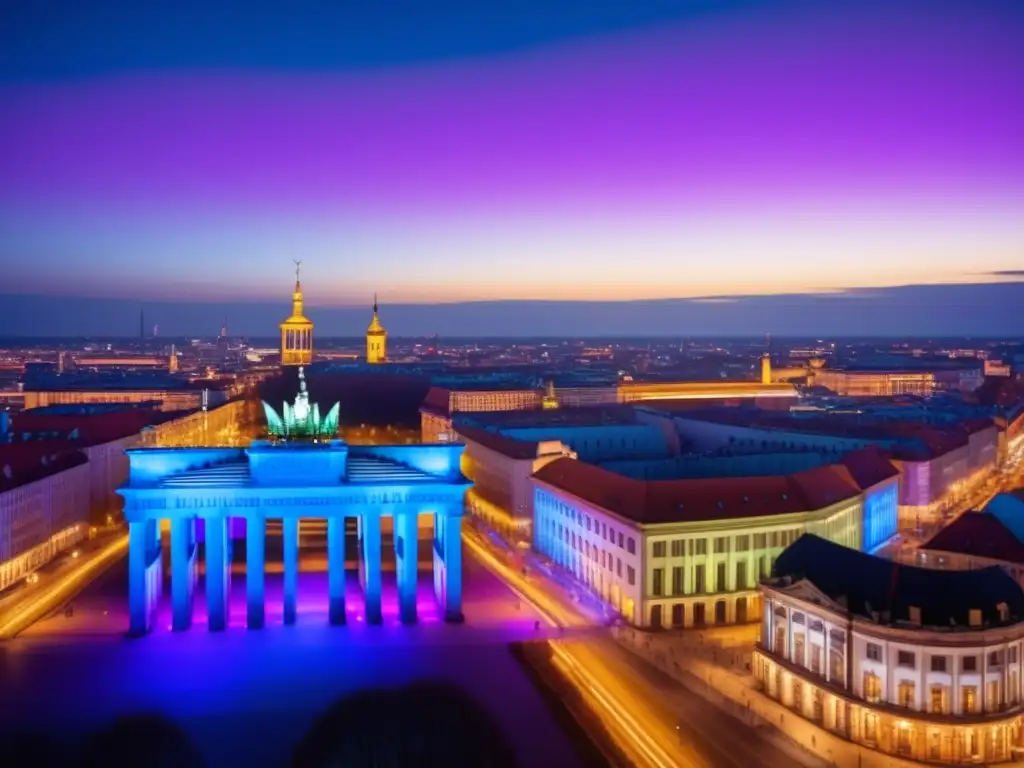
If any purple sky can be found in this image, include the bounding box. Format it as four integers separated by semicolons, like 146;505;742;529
0;1;1022;334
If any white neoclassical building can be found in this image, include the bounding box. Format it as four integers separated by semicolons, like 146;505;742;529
531;448;899;628
755;534;1024;764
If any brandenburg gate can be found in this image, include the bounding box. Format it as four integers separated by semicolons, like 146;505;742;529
117;370;471;635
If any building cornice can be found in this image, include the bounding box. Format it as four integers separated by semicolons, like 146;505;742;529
765;582;1024;647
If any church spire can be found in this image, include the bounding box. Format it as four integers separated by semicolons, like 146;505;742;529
366;291;387;364
280;261;313;367
291;260;305;318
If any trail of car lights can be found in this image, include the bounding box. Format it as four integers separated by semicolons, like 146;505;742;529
551;642;679;768
0;534;128;639
463;531;581;627
464;532;680;766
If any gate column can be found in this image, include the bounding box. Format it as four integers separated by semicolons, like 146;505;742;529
246;516;265;629
205;515;231;631
283;516;299;625
327;515;346;625
361;512;383;624
128;518;161;637
395;511;419;624
170;517;196;631
433;508;464;623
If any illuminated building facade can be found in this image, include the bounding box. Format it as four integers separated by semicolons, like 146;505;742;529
366;294;387;364
139;400;251;448
21;387;228;413
280;261;314;367
420;380;797;442
0;444;90;592
812;368;937;397
118;440;471;634
456;426;574;542
756;535;1024;764
530;448;898;628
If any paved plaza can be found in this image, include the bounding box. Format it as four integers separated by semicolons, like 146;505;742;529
0;548;586;767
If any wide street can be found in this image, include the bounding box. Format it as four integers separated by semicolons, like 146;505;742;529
465;529;828;768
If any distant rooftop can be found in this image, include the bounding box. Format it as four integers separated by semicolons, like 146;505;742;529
0;441;89;492
921;512;1024;566
455;406;636;429
771;534;1024;630
10;408;178;447
533;447;895;525
455;426;541;460
22;372;230;392
664;406;985;460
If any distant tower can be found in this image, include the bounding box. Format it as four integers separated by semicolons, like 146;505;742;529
219;317;228;339
366;293;387;364
152;324;159;338
280;261;313;366
761;333;773;384
169;344;179;373
542;380;559;410
139;307;145;339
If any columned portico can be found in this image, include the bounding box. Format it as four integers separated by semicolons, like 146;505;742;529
118;441;472;635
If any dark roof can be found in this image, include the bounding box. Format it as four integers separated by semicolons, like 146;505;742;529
532;457;862;525
772;534;1024;630
457;405;636;429
838;446;900;491
921;513;1024;565
10;410;171;446
0;442;89;492
456;426;540;460
421;386;454;416
671;408;973;461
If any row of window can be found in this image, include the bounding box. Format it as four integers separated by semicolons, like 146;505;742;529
651;557;773;596
562;525;637;585
544;494;637;554
864;672;1019;714
650;529;802;559
869;643;1021;672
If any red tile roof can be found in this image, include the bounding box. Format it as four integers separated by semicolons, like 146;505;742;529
838;446;901;490
457;426;540;460
974;376;1024;408
532;456;864;525
921;512;1024;565
0;442;89;492
421;387;453;416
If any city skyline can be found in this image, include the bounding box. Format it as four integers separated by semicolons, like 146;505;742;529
4;279;1024;337
2;0;1023;325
